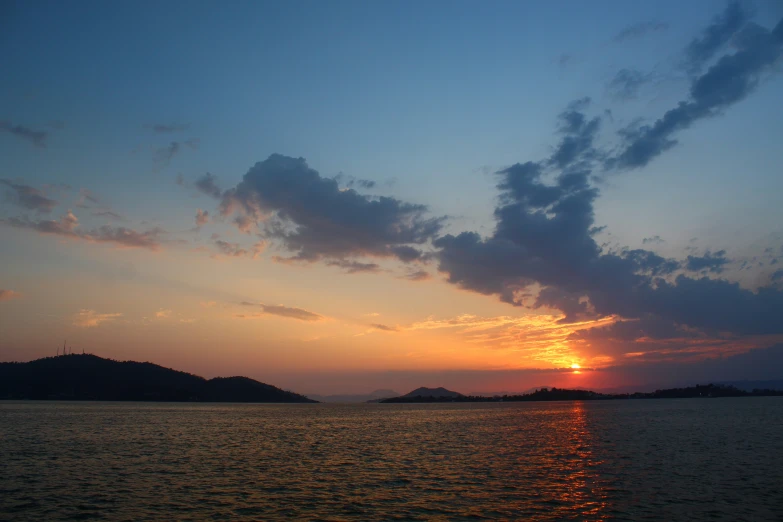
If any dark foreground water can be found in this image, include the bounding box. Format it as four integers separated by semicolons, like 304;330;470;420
1;399;782;521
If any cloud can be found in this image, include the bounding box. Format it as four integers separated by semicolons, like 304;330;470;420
610;6;782;170
0;121;48;148
433;94;783;338
220;154;444;265
200;301;217;307
2;211;163;250
613;21;668;43
147;123;190;133
75;188;100;208
0;179;57;213
214;239;249;257
370;323;398;332
325;259;381;274
153;139;199;167
642;235;664;245
92;210;124;221
195;209;209;227
686;250;731;273
335;173;378;190
606;68;653;101
238;301;324;321
213;239;265;259
155;309;172;319
548;98;602;169
0;289;22;302
557;54;577;68
194;173;222;198
405;269;431;281
73;309;122;328
683;2;749;74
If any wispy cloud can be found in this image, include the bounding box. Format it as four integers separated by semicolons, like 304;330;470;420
238;301;324;321
147;123;190;133
73;309;122;328
0;289;22;302
153;139;199;168
0;121;48;148
0;179;57;213
2;211;164;250
613;21;668;43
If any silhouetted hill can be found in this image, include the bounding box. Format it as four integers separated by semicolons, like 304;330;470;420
0;354;316;403
380;384;783;403
383;387;463;401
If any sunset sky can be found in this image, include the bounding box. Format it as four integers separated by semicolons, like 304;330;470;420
2;0;783;395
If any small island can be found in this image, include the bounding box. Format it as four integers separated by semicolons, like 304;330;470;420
380;384;783;403
0;354;316;403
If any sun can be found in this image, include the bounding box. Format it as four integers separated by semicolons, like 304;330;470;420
571;363;581;369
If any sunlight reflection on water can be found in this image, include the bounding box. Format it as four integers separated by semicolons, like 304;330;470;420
1;399;782;521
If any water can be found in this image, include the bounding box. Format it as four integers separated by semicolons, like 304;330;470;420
1;399;782;521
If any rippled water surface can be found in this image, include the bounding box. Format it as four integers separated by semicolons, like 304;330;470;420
2;399;782;521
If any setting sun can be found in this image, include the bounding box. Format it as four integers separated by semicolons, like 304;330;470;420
571;363;581;369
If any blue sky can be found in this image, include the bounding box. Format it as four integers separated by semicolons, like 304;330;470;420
1;0;783;393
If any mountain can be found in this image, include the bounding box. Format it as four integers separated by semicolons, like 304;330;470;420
308;389;400;403
402;386;463;399
0;354;316;403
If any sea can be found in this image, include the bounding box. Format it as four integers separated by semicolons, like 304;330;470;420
1;398;782;521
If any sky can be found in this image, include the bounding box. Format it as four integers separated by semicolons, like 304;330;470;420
1;0;783;395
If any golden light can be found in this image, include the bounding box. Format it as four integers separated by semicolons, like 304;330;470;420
571;363;581;369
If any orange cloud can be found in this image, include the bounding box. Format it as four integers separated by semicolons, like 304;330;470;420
73;309;122;328
0;289;22;302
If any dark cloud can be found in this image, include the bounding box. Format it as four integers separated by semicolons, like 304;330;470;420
91;210;123;221
194;173;222;198
239;301;323;321
355;179;376;189
433;97;783;336
686;250;731;273
642;235;664;245
371;323;398;332
220;154;444;265
0;179;57;213
2;211;163;250
549;98;602;169
153;139;199;167
613;21;668;43
335;173;377;190
606;68;652;101
683;2;748;74
610;12;783;170
0;121;48;148
325;260;381;274
148;123;190;133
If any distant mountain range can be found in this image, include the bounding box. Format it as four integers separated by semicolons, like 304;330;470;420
402;386;463;398
307;389;400;403
380;384;783;403
0;354;316;403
